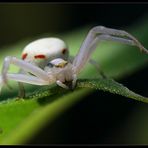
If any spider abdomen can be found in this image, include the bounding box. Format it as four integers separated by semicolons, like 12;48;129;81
21;37;69;69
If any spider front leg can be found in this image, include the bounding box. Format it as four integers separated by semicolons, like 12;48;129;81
80;26;148;54
0;56;54;93
73;26;148;74
0;73;54;96
3;73;52;85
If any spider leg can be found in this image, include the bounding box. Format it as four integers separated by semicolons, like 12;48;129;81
72;74;77;89
18;82;25;98
1;56;51;88
89;59;107;78
17;68;36;98
17;69;27;98
56;80;69;89
70;55;106;78
73;26;148;74
7;73;51;85
80;26;148;54
0;75;4;93
69;55;74;63
0;73;53;94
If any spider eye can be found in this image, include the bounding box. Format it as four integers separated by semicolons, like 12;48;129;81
47;62;54;68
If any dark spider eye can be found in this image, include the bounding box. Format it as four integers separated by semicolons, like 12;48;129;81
47;62;54;68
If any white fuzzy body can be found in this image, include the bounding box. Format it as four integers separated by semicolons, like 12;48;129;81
22;38;69;68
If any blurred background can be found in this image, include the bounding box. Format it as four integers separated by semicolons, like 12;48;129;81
0;3;148;144
0;4;148;47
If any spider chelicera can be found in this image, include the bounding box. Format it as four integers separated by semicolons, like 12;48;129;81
0;26;148;98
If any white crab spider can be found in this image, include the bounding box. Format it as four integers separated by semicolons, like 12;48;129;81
0;26;148;98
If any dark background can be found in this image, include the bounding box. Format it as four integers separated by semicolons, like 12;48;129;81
0;3;148;144
0;4;148;47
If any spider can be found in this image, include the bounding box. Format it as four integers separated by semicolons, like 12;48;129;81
0;26;148;98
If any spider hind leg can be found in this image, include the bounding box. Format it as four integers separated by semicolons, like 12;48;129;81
18;82;26;98
89;59;107;79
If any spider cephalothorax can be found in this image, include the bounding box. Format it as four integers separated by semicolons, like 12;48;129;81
0;26;148;98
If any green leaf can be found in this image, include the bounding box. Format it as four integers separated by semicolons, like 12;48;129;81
0;17;148;144
78;79;148;103
0;87;92;144
0;77;148;144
